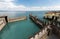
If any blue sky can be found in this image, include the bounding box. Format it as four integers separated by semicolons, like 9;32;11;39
14;0;60;7
0;0;60;11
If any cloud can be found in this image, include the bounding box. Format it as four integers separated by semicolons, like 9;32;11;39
0;0;27;11
0;0;60;11
26;6;60;11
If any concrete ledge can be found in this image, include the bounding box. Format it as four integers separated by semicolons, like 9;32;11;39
0;23;6;31
0;18;6;31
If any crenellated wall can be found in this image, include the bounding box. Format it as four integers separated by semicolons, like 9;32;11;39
30;27;48;39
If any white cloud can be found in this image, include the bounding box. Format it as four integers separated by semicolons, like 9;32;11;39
0;0;60;11
0;0;27;11
30;6;60;11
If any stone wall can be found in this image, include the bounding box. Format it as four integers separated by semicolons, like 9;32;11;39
0;18;6;31
8;16;27;22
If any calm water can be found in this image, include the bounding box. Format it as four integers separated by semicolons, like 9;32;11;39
0;11;47;39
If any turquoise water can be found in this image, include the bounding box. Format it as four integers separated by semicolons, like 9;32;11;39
0;11;47;39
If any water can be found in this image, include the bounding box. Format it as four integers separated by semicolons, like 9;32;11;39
0;11;47;39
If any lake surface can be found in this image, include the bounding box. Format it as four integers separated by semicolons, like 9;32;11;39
0;11;47;39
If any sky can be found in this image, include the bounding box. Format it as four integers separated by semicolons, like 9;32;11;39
0;0;60;11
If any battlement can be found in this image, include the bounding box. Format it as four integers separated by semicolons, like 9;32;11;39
30;27;48;39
